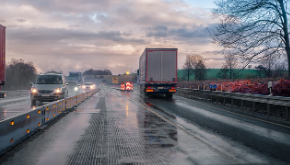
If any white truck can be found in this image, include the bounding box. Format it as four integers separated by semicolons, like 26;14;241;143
138;48;178;98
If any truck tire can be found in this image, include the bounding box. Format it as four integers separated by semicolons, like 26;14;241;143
165;93;173;98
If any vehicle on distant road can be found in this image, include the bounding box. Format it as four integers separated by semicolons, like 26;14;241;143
30;73;68;106
68;71;82;84
138;48;177;98
67;81;81;96
82;82;95;92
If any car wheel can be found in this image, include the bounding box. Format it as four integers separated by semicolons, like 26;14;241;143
31;99;36;106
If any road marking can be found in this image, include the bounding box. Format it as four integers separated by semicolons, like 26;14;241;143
175;95;290;129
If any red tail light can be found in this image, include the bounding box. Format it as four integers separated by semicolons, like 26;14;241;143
171;87;175;89
147;87;151;89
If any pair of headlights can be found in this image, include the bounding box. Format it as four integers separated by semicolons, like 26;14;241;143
82;85;94;89
31;88;62;94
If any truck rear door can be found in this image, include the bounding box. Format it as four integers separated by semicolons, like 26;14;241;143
147;50;177;83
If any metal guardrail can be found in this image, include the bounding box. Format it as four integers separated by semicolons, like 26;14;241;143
0;90;30;98
0;89;98;156
176;88;290;120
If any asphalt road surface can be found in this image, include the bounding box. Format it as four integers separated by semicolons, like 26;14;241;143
0;86;288;164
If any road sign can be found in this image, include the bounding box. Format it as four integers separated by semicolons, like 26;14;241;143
112;77;118;84
209;84;217;89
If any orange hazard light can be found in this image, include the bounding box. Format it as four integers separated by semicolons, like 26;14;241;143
169;89;176;92
146;89;154;92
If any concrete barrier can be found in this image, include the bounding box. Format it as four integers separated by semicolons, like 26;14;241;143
0;89;98;156
176;88;290;120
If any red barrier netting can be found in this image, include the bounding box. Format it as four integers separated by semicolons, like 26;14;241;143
272;79;290;97
178;78;290;97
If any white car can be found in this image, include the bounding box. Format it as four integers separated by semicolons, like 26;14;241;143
67;81;81;96
82;82;95;92
30;73;68;106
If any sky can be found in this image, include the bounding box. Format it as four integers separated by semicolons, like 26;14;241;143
0;0;223;75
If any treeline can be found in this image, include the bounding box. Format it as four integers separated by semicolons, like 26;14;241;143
181;52;288;81
2;59;113;90
3;58;37;90
82;69;112;76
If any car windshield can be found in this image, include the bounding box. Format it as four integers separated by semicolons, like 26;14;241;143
67;82;77;86
85;82;92;85
35;75;63;84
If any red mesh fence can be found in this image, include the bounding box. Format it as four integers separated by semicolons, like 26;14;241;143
178;78;290;97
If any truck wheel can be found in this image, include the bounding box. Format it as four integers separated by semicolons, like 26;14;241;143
31;99;36;106
166;93;173;98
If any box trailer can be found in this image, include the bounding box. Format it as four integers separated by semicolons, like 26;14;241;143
138;48;177;98
68;71;82;84
0;24;5;98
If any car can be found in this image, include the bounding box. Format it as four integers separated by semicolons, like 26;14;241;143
82;82;95;92
30;73;68;106
66;81;81;96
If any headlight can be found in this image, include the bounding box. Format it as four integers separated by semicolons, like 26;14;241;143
74;87;78;91
82;85;86;89
90;85;94;89
55;88;62;93
31;88;37;93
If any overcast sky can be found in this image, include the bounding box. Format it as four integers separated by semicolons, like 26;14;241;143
0;0;223;75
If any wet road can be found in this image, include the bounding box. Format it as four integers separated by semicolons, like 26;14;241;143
0;86;287;164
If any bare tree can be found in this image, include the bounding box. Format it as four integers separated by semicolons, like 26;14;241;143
224;54;238;79
212;0;290;76
261;53;276;77
182;55;194;81
273;61;287;77
255;65;267;78
195;59;207;80
182;55;203;81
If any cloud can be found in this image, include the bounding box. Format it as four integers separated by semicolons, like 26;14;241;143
146;25;214;44
8;27;146;44
0;0;222;75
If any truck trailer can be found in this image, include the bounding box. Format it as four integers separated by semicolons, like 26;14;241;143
68;71;82;84
0;24;5;98
138;48;177;98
